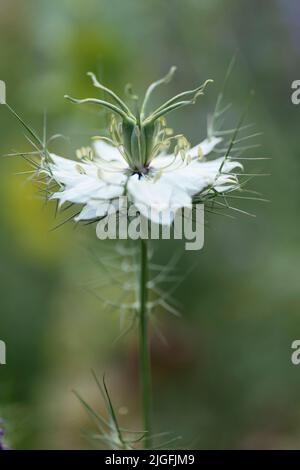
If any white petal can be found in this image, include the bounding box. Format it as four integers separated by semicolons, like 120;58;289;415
151;137;222;172
93;183;125;200
49;151;126;211
49;153;97;185
161;166;211;196
150;154;179;171
157;156;242;198
128;174;191;225
51;177;106;205
74;203;98;221
93;140;126;166
214;183;237;193
50;153;80;171
219;159;243;173
74;199;119;222
98;168;128;187
189;136;222;158
214;173;239;193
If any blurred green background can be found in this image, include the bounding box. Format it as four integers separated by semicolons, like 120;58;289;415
0;0;300;450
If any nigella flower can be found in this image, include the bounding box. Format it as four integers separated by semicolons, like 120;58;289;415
41;67;243;225
3;66;258;451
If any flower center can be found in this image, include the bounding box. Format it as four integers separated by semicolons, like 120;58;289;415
131;164;151;180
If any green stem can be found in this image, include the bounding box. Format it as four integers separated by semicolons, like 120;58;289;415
139;238;152;449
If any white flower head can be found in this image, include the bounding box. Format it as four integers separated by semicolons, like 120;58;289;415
42;67;243;226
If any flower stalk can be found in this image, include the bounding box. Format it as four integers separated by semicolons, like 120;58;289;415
138;238;152;449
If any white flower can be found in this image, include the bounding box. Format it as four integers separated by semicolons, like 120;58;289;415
48;136;242;226
37;68;245;226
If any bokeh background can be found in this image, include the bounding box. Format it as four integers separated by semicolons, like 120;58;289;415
0;0;300;450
